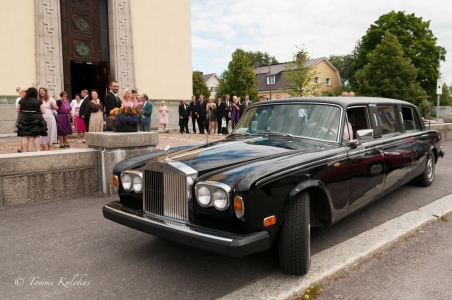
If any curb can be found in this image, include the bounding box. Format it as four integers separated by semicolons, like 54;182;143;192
221;193;452;300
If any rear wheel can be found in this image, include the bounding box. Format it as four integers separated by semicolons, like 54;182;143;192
414;152;435;187
279;191;310;275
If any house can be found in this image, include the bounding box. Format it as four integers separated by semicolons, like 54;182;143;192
202;73;220;98
254;57;341;99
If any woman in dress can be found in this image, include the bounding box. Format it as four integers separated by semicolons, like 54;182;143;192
56;91;73;148
14;87;27;152
159;101;169;130
71;94;86;142
120;88;134;107
16;87;48;152
206;96;217;135
88;89;106;132
231;96;241;130
38;87;58;151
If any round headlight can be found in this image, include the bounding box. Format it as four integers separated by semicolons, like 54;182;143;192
197;186;211;206
132;175;142;193
213;189;228;210
121;174;132;190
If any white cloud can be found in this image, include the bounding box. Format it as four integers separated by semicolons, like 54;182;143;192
192;0;452;84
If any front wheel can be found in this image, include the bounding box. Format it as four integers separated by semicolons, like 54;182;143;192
279;191;311;275
414;152;435;187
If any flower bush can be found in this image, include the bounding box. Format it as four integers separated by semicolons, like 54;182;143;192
110;106;143;126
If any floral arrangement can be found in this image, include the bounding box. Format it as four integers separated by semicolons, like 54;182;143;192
110;106;143;126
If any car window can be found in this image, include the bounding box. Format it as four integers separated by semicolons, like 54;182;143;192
347;106;371;139
401;106;419;130
376;106;398;135
233;103;342;142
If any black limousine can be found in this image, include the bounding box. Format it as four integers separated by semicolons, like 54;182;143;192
103;97;444;275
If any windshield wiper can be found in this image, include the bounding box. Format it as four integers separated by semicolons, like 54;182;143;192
264;131;295;140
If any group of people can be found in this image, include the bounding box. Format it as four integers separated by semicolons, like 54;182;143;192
15;80;154;152
177;94;252;135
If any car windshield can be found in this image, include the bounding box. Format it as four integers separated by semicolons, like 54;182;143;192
232;103;342;142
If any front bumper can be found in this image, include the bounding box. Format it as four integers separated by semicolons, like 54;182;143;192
102;202;270;257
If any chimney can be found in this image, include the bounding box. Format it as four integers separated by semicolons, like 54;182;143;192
252;60;261;68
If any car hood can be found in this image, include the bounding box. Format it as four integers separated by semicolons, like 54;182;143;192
165;136;329;174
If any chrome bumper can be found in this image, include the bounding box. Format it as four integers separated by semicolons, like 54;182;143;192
103;202;270;257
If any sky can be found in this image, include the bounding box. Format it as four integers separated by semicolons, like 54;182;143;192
191;0;452;85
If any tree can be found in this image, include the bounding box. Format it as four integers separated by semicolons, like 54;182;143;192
352;11;446;96
328;54;354;86
245;51;278;66
217;49;259;100
440;83;452;106
282;47;323;97
192;71;210;99
354;32;427;104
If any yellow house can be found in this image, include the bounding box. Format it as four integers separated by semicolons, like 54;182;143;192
254;57;342;99
0;0;192;103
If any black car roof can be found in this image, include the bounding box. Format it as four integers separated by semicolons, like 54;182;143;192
251;97;415;109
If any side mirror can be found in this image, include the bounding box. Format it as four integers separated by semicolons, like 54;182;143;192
356;129;374;141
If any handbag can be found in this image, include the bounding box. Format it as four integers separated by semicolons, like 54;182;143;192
221;119;226;128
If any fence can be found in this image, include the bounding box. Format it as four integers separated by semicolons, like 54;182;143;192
430;106;452;118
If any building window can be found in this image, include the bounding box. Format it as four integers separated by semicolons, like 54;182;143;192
325;78;331;86
267;75;276;85
314;77;320;84
210;87;217;93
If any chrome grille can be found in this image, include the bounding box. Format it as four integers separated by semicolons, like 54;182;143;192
144;170;188;221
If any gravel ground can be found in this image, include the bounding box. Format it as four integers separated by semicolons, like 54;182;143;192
0;131;226;154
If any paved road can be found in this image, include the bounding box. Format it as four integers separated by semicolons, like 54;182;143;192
320;212;452;300
1;141;451;299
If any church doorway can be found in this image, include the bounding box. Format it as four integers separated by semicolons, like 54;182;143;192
70;61;110;101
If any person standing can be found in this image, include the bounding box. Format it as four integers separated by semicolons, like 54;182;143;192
14;87;27;152
224;94;231;130
87;90;105;132
71;94;86;142
178;99;190;134
216;96;224;135
241;94;251;115
196;94;207;134
104;80;121;112
159;101;169;131
16;87;48;152
56;91;73;148
206;96;217;135
131;89;139;106
231;96;241;130
349;91;355;97
189;95;197;133
79;89;90;134
38;87;58;150
140;94;153;132
120;89;134;107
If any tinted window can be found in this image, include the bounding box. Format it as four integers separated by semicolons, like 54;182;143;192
401;106;419;130
376;106;398;135
347;107;371;139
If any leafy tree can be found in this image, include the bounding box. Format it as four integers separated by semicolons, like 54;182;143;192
354;31;426;104
192;71;210;99
217;49;259;100
283;47;323;97
352;11;446;96
245;51;278;66
328;54;354;86
440;83;452;106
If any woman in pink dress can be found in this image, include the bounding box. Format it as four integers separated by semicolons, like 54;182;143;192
120;88;134;107
71;94;86;142
159;101;169;130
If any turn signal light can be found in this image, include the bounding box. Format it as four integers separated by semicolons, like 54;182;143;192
234;196;244;219
263;216;276;227
112;175;119;191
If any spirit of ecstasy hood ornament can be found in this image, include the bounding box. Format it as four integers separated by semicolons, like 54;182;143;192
164;145;172;162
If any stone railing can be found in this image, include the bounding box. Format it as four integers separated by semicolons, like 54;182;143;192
0;132;159;209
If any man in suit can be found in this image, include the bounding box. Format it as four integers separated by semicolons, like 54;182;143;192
189;95;197;134
104;80;121;130
178;99;190;134
196;94;208;134
140;94;153;132
79;89;90;133
216;96;224;135
242;94;251;114
224;94;231;130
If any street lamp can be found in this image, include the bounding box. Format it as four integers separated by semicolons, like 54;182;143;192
436;45;442;122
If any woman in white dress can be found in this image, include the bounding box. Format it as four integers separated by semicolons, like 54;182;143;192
38;87;58;151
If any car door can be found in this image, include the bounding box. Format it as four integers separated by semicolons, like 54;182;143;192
346;105;385;211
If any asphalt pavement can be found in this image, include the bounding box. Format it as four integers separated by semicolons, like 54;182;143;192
1;141;451;300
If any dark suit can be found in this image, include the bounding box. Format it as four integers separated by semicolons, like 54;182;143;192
224;100;231;129
196;99;208;134
104;91;122;117
216;101;225;134
242;100;251;114
79;96;90;132
178;103;190;133
189;100;197;133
